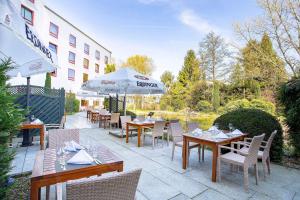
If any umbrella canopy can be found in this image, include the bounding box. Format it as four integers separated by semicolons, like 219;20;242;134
81;67;165;95
0;0;58;77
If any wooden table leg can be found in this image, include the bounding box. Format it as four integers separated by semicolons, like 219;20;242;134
212;144;218;182
30;181;39;200
137;127;141;147
182;136;188;169
126;123;129;143
40;126;44;150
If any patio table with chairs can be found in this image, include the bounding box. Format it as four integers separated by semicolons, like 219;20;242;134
182;131;247;182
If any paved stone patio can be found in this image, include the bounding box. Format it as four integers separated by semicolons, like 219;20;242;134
10;112;300;200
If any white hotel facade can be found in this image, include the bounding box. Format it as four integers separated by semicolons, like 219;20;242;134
9;0;111;108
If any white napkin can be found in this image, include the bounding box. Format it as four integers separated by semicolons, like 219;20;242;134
213;132;229;139
31;119;43;124
208;126;218;131
231;129;243;135
70;140;83;150
67;150;94;165
64;141;77;152
133;118;139;123
192;128;203;134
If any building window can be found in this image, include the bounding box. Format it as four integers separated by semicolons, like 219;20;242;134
84;43;90;55
83;73;89;83
69;51;75;64
81;100;89;107
68;68;75;81
69;34;76;47
83;58;89;69
21;5;33;25
51;69;57;77
49;43;57;54
93;100;99;107
49;22;59;38
104;56;109;65
95;63;99;73
95;50;100;60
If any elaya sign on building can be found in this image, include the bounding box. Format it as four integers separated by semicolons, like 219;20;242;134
25;24;54;64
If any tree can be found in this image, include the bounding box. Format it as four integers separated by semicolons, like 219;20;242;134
0;59;24;199
199;32;231;82
44;73;51;89
212;82;221;110
160;71;174;91
104;63;116;74
178;50;202;86
235;0;300;77
123;55;154;75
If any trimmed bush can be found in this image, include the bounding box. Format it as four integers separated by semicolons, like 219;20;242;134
214;108;283;162
279;78;300;157
196;100;213;112
65;92;80;114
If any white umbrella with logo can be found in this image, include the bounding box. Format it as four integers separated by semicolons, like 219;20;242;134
81;67;165;115
0;0;58;109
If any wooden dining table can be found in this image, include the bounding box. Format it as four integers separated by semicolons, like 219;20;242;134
20;122;45;150
30;145;123;200
182;132;246;182
126;121;155;147
98;113;111;129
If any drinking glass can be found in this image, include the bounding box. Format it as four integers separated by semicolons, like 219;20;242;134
59;155;66;170
229;123;235;132
214;123;219;129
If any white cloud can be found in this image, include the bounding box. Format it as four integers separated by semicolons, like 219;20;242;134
179;9;219;35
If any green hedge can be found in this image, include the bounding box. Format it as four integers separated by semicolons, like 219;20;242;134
65;93;80;114
279;78;300;157
214;108;283;162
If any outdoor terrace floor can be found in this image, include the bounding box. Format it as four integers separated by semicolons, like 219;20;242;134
10;112;300;200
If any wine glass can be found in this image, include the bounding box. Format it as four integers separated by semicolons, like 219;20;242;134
229;123;235;132
214;123;219;129
59;155;66;170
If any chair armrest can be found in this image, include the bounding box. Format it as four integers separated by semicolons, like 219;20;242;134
232;141;250;148
218;145;242;155
244;137;253;142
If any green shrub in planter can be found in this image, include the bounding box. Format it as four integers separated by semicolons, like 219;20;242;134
214;108;283;162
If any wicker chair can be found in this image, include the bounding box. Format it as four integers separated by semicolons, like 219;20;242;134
218;134;265;191
108;113;120;129
170;122;201;162
187;122;205;162
163;119;179;146
44;116;66;149
66;169;142;200
120;116;137;138
143;121;166;149
234;130;277;179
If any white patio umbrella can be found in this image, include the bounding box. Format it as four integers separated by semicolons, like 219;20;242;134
0;0;58;109
81;67;165;115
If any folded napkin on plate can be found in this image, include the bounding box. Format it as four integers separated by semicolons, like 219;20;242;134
231;129;243;135
31;119;43;124
67;150;93;165
192;128;203;134
213;132;229;139
64;140;83;152
133;119;139;123
208;126;219;131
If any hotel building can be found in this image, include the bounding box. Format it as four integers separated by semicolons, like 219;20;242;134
9;0;111;108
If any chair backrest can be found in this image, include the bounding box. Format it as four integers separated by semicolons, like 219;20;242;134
170;122;183;143
110;113;120;123
48;129;80;149
169;119;179;123
187;122;199;132
120;116;132;129
245;134;265;165
66;169;142;200
136;115;145;122
152;121;166;137
263;130;277;158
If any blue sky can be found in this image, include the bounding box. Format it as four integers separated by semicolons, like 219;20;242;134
45;0;262;79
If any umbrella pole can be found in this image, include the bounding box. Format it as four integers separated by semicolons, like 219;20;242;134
26;77;30;117
124;93;127;116
22;77;32;147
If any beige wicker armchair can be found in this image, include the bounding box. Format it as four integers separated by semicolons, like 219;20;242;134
66;169;142;200
218;134;265;191
108;113;120;129
235;130;277;179
143;121;166;149
170;122;201;162
120;116;137;138
187;122;205;161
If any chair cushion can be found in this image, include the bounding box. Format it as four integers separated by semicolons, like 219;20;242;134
240;147;263;159
220;152;245;165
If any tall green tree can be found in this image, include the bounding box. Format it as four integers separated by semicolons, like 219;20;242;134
178;50;202;86
123;55;154;75
104;64;116;74
0;59;24;199
160;71;174;91
212;81;221;110
44;73;51;89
